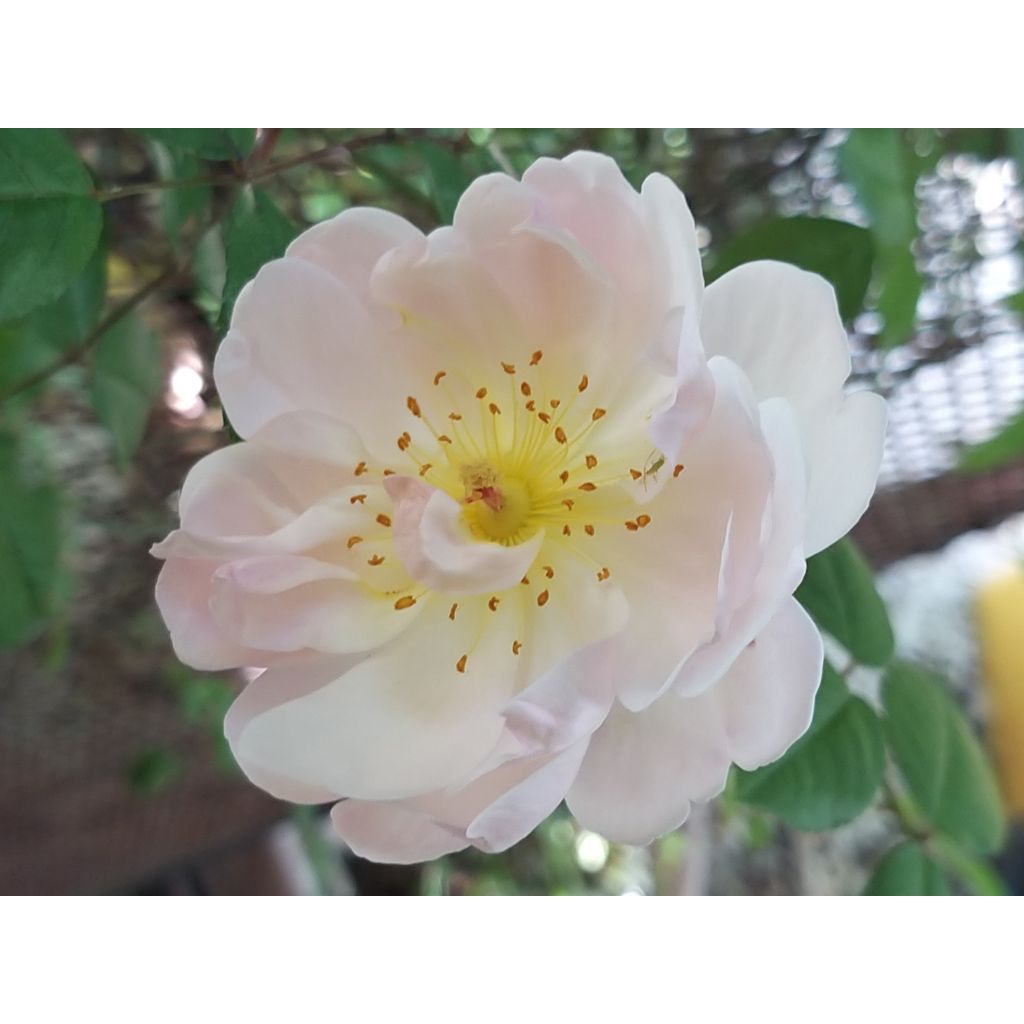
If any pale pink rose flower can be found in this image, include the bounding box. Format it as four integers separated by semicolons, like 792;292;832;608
152;152;885;862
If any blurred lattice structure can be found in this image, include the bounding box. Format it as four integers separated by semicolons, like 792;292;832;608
682;128;1024;566
4;129;1024;895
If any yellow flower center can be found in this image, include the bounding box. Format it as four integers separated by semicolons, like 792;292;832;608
343;351;686;674
460;465;534;543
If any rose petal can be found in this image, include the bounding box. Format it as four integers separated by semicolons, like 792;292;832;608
567;597;823;844
701;261;885;554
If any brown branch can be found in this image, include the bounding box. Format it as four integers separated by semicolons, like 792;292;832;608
0;198;229;405
94;130;405;203
0;264;181;404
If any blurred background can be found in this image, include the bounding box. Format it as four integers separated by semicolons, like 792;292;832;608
2;128;1024;895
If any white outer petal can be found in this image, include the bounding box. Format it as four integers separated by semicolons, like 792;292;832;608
208;555;423;654
567;597;823;845
228;598;517;801
701;261;885;555
330;739;589;864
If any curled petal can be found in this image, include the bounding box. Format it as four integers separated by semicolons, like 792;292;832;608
331;740;589;863
155;558;272;671
701;261;885;554
384;475;543;595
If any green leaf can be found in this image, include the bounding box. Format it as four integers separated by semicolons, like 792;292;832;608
840;129;921;347
0;128;103;323
932;835;1009;895
151;143;211;252
417;141;472;223
219;187;299;334
959;409;1024;472
135;129;254;162
89;313;163;469
129;747;182;796
0;432;63;647
0;242;107;395
734;662;886;829
707;217;874;322
864;842;951;895
1006;290;1024;315
1009;130;1024;175
796;538;895;666
882;662;1005;853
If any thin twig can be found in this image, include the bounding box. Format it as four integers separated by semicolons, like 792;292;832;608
0;265;179;403
92;130;405;203
0;205;225;404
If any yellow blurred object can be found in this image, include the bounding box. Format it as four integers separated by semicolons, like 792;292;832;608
976;566;1024;816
